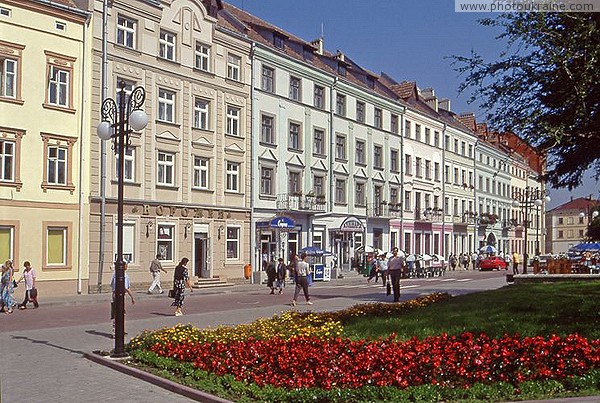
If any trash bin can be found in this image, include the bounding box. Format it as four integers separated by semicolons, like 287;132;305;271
244;264;252;279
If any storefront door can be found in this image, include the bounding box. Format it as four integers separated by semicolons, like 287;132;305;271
194;233;209;278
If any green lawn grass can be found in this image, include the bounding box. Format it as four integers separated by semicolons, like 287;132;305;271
342;281;600;341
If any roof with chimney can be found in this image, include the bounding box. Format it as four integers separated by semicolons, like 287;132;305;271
548;197;600;213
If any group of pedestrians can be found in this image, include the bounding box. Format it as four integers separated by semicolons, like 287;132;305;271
264;253;313;306
448;253;476;270
1;259;39;314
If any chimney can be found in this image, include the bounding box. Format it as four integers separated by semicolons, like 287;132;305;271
311;38;323;55
335;50;345;62
421;88;435;98
425;96;438;112
439;99;451;111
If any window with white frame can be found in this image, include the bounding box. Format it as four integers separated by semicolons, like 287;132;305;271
335;134;346;160
260;114;274;144
0;225;14;263
288;171;301;194
226;105;240;136
114;221;135;263
313;175;324;196
159;30;176;61
193;98;209;130
117;15;136;48
425;160;431;180
0;140;14;181
289;76;301;101
157;223;174;261
391;114;398;134
390;187;398;205
1;56;17;98
226;226;239;259
261;65;274;92
434;131;440;147
47;65;69;107
226;161;239;192
227;54;241;81
425;128;431;144
288;122;301;150
356;101;365;123
374;108;382;128
434;162;440;181
313;85;324;109
374;145;383;169
313;128;324;155
195;42;210;71
158;88;175;123
405;120;411;138
390;149;398;172
47;145;67;185
415;124;421;142
116;147;135;182
405;154;412;176
335;178;346;204
157;151;174;185
405;190;411;211
356;140;365;165
193;156;209;189
355;181;365;206
260;166;273;195
46;226;67;266
415;157;422;178
336;94;346;116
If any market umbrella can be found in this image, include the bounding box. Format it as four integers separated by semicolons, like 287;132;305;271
421;254;433;261
299;246;333;256
432;254;445;262
355;245;375;253
568;242;600;253
406;254;416;262
386;249;406;258
480;245;498;254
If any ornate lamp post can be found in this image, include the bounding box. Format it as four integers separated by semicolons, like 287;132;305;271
511;187;550;274
579;208;600;240
97;81;148;357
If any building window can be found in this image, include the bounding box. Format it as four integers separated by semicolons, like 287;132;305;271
226;105;240;136
288;171;301;194
404;190;411;211
391;114;398;134
226;227;240;260
390;149;398;172
355;140;365;165
193;98;209;130
468;144;473;158
415;157;422;178
157;224;174;261
313;128;325;155
405;120;411;138
47;65;70;107
558;217;564;225
415;124;421;142
158;88;175;123
195;42;210;71
313;175;324;196
47;145;67;185
0;225;14;263
454;168;459;185
159;30;176;61
157;151;174;186
390;187;398;205
260;114;274;144
117;15;136;48
227;54;241;81
335;134;346;160
445;135;450;150
261;65;274;92
0;7;11;17
46;226;67;266
434;131;440;147
273;33;285;49
288;122;301;150
260;166;273;195
0;54;18;98
355;182;365;206
454;139;459;153
374;145;383;169
356;101;365;122
193;156;209;189
425;160;431;180
116;147;135;182
226;161;239;192
113;221;135;263
558;230;564;238
0;139;14;181
405;154;412;176
289;76;301;101
335;178;346;204
338;63;346;76
374;108;382;128
336;94;346;116
434;162;440;181
313;85;324;109
425;128;431;144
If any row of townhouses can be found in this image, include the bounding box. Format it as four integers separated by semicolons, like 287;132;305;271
0;0;548;296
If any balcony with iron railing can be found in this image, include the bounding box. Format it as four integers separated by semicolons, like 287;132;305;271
276;193;327;212
416;207;444;222
367;202;402;218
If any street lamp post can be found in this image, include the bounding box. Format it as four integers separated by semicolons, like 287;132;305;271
579;208;600;240
511;186;550;275
97;81;148;357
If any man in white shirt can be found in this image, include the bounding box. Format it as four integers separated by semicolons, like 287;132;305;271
148;254;167;294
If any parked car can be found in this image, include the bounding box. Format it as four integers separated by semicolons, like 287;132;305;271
479;255;508;271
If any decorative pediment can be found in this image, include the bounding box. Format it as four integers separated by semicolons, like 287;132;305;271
191;136;214;149
285;154;305;168
258;148;278;162
156;130;180;143
373;172;385;182
224;143;244;154
333;163;349;175
353;168;368;179
390;174;401;184
311;159;328;172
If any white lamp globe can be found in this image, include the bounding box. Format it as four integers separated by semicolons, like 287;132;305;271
97;121;113;140
579;212;585;218
535;199;543;207
592;211;599;219
129;110;148;131
512;200;520;207
544;196;551;203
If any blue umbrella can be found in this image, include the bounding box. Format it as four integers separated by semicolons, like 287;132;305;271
299;246;333;256
569;242;600;253
480;245;498;254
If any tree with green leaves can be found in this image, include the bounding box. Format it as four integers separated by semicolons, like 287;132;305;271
452;13;600;190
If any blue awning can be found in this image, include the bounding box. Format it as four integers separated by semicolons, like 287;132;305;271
256;216;295;229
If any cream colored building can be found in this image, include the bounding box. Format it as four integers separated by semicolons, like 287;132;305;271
0;0;91;296
78;0;252;291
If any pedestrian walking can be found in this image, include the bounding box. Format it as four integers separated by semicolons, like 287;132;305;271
512;251;521;274
266;257;277;294
147;254;168;294
0;260;16;314
16;261;39;309
471;252;478;270
291;253;312;306
275;257;286;294
449;253;457;271
377;252;388;286
367;254;379;283
288;253;298;283
171;257;193;316
387;248;404;302
111;263;135;338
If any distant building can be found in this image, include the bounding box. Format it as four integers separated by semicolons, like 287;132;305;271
545;197;600;253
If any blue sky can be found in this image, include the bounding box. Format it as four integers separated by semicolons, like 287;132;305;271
227;0;598;208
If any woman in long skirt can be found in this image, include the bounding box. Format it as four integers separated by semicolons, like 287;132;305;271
171;257;193;316
1;260;16;313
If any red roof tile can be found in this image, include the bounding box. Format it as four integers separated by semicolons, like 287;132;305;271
549;197;600;212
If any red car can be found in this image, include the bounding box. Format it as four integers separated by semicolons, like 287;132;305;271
479;256;508;271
